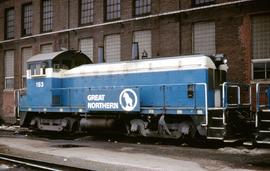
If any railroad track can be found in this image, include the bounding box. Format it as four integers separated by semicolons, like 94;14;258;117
0;153;90;171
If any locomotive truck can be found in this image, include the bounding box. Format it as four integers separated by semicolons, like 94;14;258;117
17;50;270;144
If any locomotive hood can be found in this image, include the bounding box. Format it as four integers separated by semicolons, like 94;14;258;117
63;55;218;77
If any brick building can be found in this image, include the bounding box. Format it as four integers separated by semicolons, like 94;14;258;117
0;0;269;123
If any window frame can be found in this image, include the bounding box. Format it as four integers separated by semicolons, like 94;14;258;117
79;37;94;61
192;0;215;7
133;30;152;59
133;0;151;17
40;0;53;33
21;3;33;37
4;7;15;40
5;77;15;90
251;14;270;80
104;0;121;22
79;0;94;26
104;34;121;63
192;21;216;55
21;47;33;88
4;50;15;90
252;60;270;80
40;43;54;53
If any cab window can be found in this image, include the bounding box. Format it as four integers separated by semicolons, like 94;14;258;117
29;61;48;76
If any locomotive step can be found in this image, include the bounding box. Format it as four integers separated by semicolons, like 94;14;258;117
211;117;223;120
207;126;225;140
258;130;270;133
207;137;223;140
258;112;270;120
208;118;224;127
257;140;270;144
208;127;224;130
260;120;270;123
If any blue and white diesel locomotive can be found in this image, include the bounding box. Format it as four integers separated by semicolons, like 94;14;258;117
19;50;261;142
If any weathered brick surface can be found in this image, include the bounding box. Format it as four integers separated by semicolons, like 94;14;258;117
0;0;269;123
2;91;16;124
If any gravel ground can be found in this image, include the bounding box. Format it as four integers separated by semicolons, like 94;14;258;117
0;125;270;171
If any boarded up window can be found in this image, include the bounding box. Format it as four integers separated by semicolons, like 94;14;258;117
252;15;270;59
40;44;53;53
193;22;216;55
22;47;32;88
4;50;14;89
104;34;121;63
252;14;270;80
79;38;94;61
22;47;32;76
133;30;152;59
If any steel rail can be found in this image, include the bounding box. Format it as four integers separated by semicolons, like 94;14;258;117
0;153;89;171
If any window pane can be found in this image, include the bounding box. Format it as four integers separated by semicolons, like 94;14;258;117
254;63;265;80
193;22;216;55
267;62;270;79
80;0;94;25
105;0;120;21
42;0;53;32
193;0;215;5
22;3;33;36
134;0;151;16
133;30;152;59
4;50;14;77
22;47;32;76
4;50;15;89
252;14;270;59
79;38;94;61
5;78;14;89
104;34;121;62
41;44;53;53
5;8;15;39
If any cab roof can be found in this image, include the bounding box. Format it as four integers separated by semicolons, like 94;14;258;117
27;50;91;63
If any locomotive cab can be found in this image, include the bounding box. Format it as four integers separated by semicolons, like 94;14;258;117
27;50;92;78
19;50;92;129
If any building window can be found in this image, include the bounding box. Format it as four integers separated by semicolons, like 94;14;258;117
133;30;152;59
104;34;121;62
105;0;120;21
22;47;32;87
79;38;94;61
5;8;15;40
22;3;33;36
252;14;270;80
4;50;15;89
41;0;53;32
134;0;151;16
80;0;94;25
193;22;216;55
40;44;53;53
192;0;215;6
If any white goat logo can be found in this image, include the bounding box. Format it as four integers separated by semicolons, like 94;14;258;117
119;89;138;111
123;92;133;107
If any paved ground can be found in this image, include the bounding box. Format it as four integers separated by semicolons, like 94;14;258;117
0;134;270;171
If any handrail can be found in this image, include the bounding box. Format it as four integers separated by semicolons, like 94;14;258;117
255;82;270;127
221;82;251;125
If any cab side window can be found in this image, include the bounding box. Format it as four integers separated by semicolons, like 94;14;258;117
29;61;48;76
